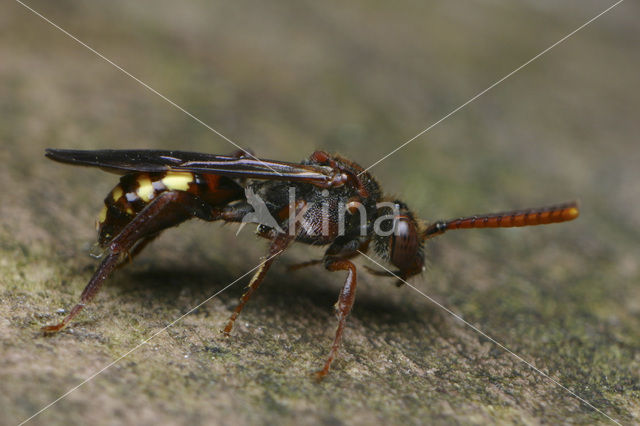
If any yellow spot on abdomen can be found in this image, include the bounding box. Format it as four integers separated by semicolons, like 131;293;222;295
98;205;108;222
111;185;123;201
96;205;108;230
162;171;193;191
136;176;154;202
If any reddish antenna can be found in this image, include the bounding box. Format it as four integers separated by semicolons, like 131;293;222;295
423;201;579;240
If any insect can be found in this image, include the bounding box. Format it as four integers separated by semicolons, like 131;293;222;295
42;148;579;378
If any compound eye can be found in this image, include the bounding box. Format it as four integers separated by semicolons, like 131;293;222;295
390;216;422;276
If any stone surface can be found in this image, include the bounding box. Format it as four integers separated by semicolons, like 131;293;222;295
1;1;639;425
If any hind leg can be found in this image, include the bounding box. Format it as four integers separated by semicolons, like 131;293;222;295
42;191;212;333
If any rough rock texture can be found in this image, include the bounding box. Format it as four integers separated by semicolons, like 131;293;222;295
1;1;639;425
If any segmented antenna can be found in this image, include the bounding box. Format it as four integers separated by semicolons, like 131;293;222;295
423;201;579;239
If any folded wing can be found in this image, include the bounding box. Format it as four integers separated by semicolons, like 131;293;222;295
45;148;334;185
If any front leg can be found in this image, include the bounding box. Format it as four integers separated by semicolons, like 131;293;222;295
315;257;358;380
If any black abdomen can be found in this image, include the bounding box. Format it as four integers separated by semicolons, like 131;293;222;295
97;171;242;246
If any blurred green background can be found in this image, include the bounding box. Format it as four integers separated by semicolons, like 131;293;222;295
1;1;639;424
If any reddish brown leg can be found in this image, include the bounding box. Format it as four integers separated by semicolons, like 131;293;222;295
314;258;358;380
41;252;122;333
288;245;365;272
223;234;292;335
116;234;160;269
287;259;323;271
42;191;205;333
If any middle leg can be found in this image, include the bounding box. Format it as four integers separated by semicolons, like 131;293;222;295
222;233;293;335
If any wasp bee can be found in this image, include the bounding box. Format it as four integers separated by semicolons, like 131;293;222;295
43;148;579;378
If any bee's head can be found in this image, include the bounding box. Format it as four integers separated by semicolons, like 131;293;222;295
372;200;425;281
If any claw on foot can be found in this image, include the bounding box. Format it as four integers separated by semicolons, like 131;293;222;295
41;322;65;334
312;369;329;381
